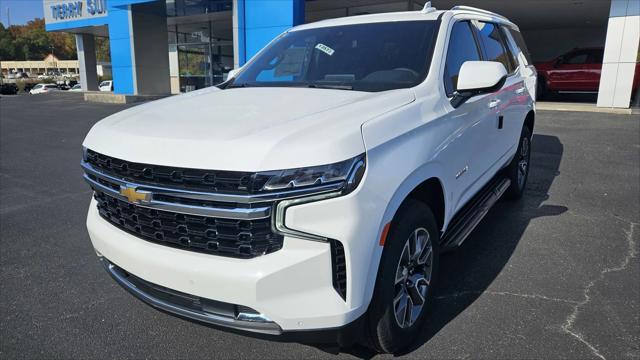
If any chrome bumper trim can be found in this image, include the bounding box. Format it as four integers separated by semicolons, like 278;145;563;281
100;257;283;335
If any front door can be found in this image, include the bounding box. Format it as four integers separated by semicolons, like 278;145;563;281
441;20;499;213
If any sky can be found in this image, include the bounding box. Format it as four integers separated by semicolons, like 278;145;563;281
0;0;44;26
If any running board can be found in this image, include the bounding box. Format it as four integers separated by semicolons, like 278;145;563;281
440;177;511;249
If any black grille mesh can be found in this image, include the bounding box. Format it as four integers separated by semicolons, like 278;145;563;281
86;149;271;194
94;191;283;258
330;239;347;300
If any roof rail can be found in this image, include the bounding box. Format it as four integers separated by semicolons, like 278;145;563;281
451;5;507;20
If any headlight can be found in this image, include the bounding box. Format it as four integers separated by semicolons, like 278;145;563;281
270;154;366;242
258;154;366;194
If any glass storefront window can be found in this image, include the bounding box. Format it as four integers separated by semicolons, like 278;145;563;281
171;21;233;92
177;42;233;92
166;0;233;92
167;0;232;17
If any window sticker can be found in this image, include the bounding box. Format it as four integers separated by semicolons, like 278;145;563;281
315;43;335;56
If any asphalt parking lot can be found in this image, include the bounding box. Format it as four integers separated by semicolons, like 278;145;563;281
1;92;638;359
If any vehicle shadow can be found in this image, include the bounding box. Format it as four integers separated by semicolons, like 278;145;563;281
391;133;567;356
335;134;567;359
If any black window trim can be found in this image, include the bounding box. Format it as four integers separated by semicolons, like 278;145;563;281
442;19;484;98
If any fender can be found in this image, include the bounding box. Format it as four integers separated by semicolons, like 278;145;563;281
378;161;450;232
359;159;449;313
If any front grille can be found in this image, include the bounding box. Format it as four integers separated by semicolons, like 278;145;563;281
330;239;347;300
86;149;271;195
94;191;283;258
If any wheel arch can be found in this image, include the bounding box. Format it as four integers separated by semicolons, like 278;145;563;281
524;110;535;133
406;178;446;232
379;165;449;241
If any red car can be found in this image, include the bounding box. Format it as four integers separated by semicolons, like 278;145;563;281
535;47;640;99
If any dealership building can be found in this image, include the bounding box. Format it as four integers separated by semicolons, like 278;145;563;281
43;0;639;108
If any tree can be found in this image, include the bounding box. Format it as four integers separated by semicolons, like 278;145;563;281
0;23;15;60
95;36;110;62
0;18;77;60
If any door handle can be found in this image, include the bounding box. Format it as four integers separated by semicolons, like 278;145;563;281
515;87;526;94
488;99;501;109
498;115;504;129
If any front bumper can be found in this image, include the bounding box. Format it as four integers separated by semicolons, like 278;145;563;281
100;257;283;334
87;199;369;331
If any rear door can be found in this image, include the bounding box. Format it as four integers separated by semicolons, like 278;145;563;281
500;25;536;157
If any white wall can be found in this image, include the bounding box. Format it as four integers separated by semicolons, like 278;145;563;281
597;0;639;108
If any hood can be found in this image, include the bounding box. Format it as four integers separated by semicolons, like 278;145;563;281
83;86;415;171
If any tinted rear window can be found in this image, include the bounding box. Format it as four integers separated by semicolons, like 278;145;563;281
506;27;533;65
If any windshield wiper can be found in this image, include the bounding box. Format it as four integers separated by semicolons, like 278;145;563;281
226;82;250;89
307;83;354;90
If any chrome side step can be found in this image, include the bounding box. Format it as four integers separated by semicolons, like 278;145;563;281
440;177;511;249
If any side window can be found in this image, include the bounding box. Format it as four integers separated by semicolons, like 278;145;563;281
473;21;514;73
507;27;532;65
443;21;482;96
500;26;520;71
564;51;589;65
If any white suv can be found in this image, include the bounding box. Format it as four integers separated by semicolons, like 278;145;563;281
81;5;535;353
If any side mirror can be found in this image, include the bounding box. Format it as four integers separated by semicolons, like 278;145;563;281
227;68;241;79
554;56;564;68
451;61;507;108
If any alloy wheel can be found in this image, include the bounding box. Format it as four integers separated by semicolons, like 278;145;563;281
517;136;530;189
393;227;433;328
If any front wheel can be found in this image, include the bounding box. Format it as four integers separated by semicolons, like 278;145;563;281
366;199;440;353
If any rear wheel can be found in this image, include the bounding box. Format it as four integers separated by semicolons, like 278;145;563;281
367;199;440;353
505;126;532;200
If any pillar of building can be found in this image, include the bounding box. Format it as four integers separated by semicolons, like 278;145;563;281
108;0;170;95
233;0;305;68
597;0;640;108
75;33;99;91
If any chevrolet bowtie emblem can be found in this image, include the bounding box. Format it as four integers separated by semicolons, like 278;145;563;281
119;185;151;203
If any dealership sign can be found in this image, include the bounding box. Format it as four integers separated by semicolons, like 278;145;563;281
44;0;107;24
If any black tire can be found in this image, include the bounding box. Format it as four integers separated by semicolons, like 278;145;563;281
366;199;440;353
536;76;547;100
505;126;532;200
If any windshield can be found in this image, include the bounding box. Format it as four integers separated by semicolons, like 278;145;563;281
230;21;439;92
